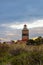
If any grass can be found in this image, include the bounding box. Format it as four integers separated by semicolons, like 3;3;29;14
0;42;43;65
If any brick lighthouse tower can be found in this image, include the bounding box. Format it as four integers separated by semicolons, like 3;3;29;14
22;24;29;41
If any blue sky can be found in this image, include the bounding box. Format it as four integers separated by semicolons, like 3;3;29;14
0;0;43;23
0;0;43;41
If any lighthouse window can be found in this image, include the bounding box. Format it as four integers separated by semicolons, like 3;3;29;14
22;34;28;36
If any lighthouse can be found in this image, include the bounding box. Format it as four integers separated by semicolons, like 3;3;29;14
22;24;29;41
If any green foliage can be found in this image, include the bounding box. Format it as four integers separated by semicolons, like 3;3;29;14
35;36;43;45
26;36;43;45
28;50;43;65
11;52;29;65
0;43;11;65
26;39;35;45
11;50;43;65
0;40;43;65
0;43;9;57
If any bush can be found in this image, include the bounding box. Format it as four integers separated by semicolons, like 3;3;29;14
26;39;35;45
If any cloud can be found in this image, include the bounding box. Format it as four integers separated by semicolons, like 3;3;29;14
0;19;43;29
0;19;43;41
6;33;19;37
0;27;43;42
0;0;43;41
9;20;43;29
29;27;43;38
0;38;10;42
0;29;21;42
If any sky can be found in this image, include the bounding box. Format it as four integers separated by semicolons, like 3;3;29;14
0;0;43;41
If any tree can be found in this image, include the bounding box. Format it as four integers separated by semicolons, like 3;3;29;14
26;39;35;45
35;36;43;45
